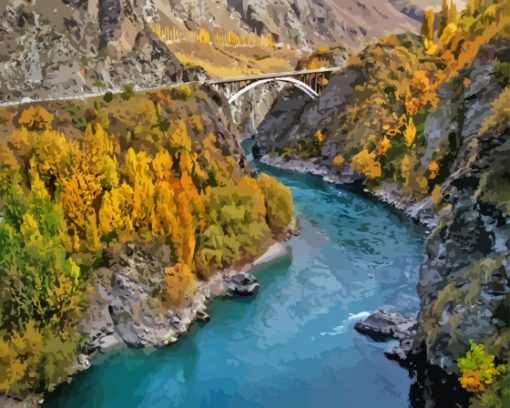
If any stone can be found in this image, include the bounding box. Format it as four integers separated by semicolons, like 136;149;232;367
354;309;416;342
228;273;260;296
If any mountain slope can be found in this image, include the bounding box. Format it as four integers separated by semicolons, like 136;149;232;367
154;0;419;51
390;0;466;20
0;0;189;102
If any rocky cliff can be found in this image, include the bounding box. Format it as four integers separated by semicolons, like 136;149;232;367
0;0;188;102
255;19;509;404
412;51;509;407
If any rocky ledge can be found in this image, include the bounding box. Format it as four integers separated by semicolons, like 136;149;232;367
354;309;418;366
260;154;360;185
260;154;437;228
81;242;291;357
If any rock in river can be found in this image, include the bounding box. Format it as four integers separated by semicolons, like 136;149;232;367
227;273;260;296
354;309;416;342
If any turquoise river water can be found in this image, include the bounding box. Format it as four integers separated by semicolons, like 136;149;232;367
45;153;427;408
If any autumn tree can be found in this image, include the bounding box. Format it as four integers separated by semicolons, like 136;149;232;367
421;9;436;43
257;173;294;231
18;105;54;131
163;263;197;308
350;149;382;180
437;0;450;38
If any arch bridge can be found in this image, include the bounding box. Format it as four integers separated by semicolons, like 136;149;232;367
205;67;339;104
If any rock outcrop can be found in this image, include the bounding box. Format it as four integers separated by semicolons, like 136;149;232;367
80;241;291;354
354;310;416;342
0;0;188;102
414;48;509;377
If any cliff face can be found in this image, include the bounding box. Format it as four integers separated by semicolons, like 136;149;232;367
0;0;187;102
416;55;509;373
256;27;509;402
155;0;418;52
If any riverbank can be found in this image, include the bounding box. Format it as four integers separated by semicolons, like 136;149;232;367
42;158;427;408
260;154;438;228
3;240;293;408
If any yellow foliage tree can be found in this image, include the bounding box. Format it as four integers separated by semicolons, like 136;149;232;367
18;105;54;131
164;263;197;308
421;8;436;43
375;136;392;156
332;154;346;172
350;149;382;180
404;117;417;147
314;129;326;145
428;161;440;180
99;183;135;238
152;150;174;181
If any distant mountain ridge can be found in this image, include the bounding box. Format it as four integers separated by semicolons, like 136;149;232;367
154;0;419;51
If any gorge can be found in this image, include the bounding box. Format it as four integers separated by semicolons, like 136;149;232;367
0;1;508;407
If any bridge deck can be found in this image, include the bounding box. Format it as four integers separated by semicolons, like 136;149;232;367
205;67;340;85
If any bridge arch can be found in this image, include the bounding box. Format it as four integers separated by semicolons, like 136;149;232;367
228;77;318;104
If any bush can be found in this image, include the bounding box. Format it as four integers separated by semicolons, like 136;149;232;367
18;105;54;131
172;84;192;101
458;341;497;393
121;84;135;101
164;263;197;308
257;173;294;230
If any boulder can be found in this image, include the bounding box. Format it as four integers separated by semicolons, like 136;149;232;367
354;309;416;341
228;273;260;296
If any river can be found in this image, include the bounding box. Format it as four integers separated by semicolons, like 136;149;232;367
45;151;427;408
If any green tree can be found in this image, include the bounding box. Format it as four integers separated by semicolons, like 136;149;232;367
437;0;450;38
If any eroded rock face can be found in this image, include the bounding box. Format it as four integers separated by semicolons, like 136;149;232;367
0;0;187;102
80;242;263;353
159;0;418;51
415;46;509;375
79;242;200;352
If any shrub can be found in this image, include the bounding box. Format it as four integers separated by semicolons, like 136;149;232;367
458;341;497;393
350;149;382;180
257;173;294;230
120;84;135;101
314;129;326;145
172;84;192;101
332;154;345;172
164;263;197;308
18;105;54;131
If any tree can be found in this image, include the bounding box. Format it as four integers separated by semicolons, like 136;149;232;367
257;173;294;231
437;0;450;38
332;154;346;172
350;149;382;180
163;263;197;308
18;106;54;131
421;9;436;43
448;1;458;24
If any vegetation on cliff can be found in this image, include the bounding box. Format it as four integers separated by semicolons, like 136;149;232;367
0;88;294;397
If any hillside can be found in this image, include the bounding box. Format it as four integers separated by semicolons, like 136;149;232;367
0;0;419;103
154;0;418;51
390;0;466;20
0;0;190;103
0;82;295;404
256;1;510;405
